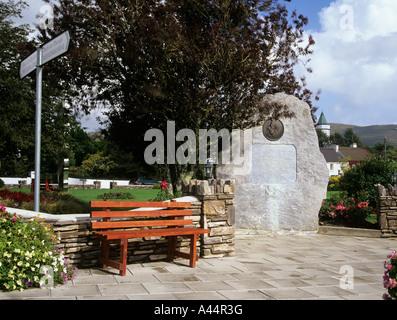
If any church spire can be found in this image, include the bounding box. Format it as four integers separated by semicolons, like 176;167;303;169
316;112;331;137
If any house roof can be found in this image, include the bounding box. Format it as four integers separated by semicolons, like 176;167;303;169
339;147;372;162
320;148;346;163
318;112;328;125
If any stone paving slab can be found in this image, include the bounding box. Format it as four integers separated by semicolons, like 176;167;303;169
0;231;396;301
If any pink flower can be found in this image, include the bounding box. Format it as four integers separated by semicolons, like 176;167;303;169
329;212;335;217
387;278;396;288
336;204;345;211
387;264;392;270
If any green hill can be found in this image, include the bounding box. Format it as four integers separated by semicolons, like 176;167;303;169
330;123;397;147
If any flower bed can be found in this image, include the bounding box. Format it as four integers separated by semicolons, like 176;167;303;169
0;205;77;292
0;189;89;214
320;193;378;229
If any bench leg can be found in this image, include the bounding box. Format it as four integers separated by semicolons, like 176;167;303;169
100;239;110;269
189;234;198;268
119;238;128;276
168;236;177;263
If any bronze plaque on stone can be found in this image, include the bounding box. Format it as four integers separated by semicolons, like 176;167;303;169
262;120;284;141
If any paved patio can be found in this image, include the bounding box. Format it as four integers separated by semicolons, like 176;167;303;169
1;230;396;300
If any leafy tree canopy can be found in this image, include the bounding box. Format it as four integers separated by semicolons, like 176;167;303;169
39;0;319;188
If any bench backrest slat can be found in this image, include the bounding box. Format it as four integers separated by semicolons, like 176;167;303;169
90;200;193;231
92;219;193;230
90;201;191;208
91;209;191;219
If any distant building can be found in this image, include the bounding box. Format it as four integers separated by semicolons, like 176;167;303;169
339;145;372;168
316;112;331;137
320;145;346;177
317;112;372;176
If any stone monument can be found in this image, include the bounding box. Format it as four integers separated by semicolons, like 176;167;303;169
217;93;329;232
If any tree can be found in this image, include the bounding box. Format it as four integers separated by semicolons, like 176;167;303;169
339;156;397;206
0;0;93;178
40;0;318;191
367;143;397;161
0;0;35;175
343;128;362;147
329;128;363;148
317;130;331;148
71;152;116;179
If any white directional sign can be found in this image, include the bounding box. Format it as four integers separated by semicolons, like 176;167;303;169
19;30;71;79
42;30;71;65
19;51;37;80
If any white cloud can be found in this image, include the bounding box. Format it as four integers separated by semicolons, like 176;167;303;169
303;0;397;125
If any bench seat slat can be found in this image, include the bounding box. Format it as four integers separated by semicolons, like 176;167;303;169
92;219;194;230
94;227;210;240
91;209;192;218
90;201;191;208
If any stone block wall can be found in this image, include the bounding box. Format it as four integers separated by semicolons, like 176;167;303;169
182;179;236;258
374;184;397;238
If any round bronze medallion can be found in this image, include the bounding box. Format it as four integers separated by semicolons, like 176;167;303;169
262;119;284;141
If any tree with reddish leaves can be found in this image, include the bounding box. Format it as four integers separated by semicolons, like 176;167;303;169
39;0;318;190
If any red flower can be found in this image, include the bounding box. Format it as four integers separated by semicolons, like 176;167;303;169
160;181;168;190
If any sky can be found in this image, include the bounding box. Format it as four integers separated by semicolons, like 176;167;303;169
13;0;397;131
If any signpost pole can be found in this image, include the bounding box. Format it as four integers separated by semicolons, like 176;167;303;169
20;31;71;213
34;47;43;213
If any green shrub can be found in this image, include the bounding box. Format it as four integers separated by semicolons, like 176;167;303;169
150;190;182;202
96;192;136;200
328;176;341;191
339;156;397;206
0;205;77;292
0;179;4;189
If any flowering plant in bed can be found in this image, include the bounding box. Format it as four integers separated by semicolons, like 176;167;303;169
319;196;377;228
0;205;77;292
383;251;397;300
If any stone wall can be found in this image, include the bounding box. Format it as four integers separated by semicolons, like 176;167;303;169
50;218;172;267
374;184;397;238
182;179;236;258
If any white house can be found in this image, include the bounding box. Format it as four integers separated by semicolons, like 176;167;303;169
319;145;346;177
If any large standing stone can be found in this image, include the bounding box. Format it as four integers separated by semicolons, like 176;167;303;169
217;93;329;232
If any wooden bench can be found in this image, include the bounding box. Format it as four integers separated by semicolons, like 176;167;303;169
31;178;61;195
90;200;210;276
